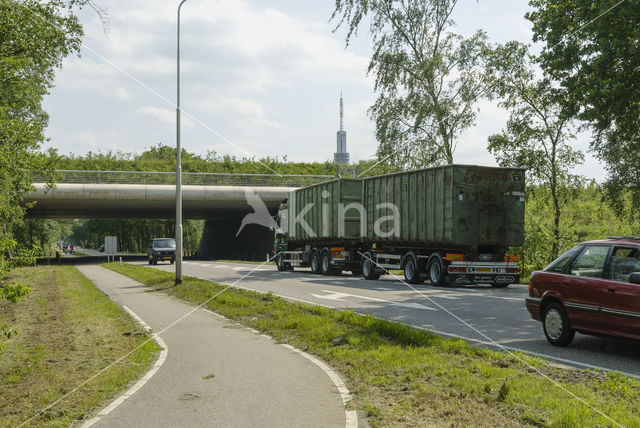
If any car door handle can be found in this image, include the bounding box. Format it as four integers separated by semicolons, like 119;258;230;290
562;281;569;286
607;288;616;293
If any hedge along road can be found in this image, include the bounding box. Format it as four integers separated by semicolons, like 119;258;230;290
76;266;349;428
137;260;640;380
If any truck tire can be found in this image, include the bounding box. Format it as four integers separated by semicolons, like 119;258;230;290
403;255;423;285
310;249;321;274
428;255;446;286
148;258;152;265
321;250;332;275
362;252;380;280
153;258;158;265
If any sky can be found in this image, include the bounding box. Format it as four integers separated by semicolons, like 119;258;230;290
42;0;607;181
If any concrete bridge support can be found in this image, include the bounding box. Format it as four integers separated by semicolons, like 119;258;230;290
198;217;274;262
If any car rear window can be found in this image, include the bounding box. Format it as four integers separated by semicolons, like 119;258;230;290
545;245;581;273
569;245;610;278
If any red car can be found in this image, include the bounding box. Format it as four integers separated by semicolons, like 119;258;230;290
526;237;640;346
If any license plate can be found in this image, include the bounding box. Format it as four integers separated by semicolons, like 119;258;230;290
478;267;491;272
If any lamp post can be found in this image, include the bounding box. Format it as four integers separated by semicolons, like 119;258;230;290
175;0;189;284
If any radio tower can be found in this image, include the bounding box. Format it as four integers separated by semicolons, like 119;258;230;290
334;92;350;164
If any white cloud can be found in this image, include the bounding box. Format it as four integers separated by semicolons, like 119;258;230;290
136;106;196;129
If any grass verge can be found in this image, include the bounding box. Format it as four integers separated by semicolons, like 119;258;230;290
105;262;640;427
0;266;160;427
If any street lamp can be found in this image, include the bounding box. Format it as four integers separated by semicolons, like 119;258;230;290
175;0;189;284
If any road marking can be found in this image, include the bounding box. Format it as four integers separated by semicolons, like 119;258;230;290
282;344;357;428
331;281;347;285
434;295;461;300
312;290;436;311
375;287;393;291
82;307;168;427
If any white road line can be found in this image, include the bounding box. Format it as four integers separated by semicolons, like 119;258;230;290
408;324;640;381
375;287;393;291
281;344;357;428
312;290;436;311
82;307;168;427
331;281;347;285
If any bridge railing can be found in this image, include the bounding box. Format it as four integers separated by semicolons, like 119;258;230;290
35;170;334;187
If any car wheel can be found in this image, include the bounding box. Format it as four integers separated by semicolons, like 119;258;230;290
310;249;321;274
362;252;380;280
428;256;446;286
321;250;332;275
542;302;575;346
403;255;424;285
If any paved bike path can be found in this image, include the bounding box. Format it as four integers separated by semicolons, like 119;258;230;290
78;265;346;427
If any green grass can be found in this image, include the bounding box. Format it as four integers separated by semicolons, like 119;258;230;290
105;262;640;427
0;266;160;427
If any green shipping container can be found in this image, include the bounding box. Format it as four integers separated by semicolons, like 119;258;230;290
288;178;363;244
362;165;525;252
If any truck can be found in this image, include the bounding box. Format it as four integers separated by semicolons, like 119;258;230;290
273;164;525;287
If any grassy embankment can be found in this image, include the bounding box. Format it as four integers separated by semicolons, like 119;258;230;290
105;262;640;427
0;266;160;427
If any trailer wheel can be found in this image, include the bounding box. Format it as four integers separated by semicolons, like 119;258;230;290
310;249;321;274
403;255;423;284
428;256;446;286
276;254;288;272
320;250;331;275
362;252;380;280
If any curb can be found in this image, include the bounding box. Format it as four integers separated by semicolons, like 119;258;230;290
81;306;168;427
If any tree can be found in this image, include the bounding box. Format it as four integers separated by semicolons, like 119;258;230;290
486;42;584;260
0;0;94;350
527;0;640;213
331;0;491;169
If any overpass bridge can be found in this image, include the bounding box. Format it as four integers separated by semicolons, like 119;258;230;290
25;170;331;218
25;170;333;260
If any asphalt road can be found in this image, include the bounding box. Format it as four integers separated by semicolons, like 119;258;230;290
78;265;347;427
139;259;640;379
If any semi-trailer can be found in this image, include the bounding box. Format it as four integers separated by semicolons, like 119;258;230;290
273;164;524;287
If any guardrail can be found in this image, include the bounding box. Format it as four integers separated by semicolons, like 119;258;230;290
34;170;334;187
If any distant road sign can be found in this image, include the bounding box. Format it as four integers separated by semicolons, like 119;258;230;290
105;236;117;254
